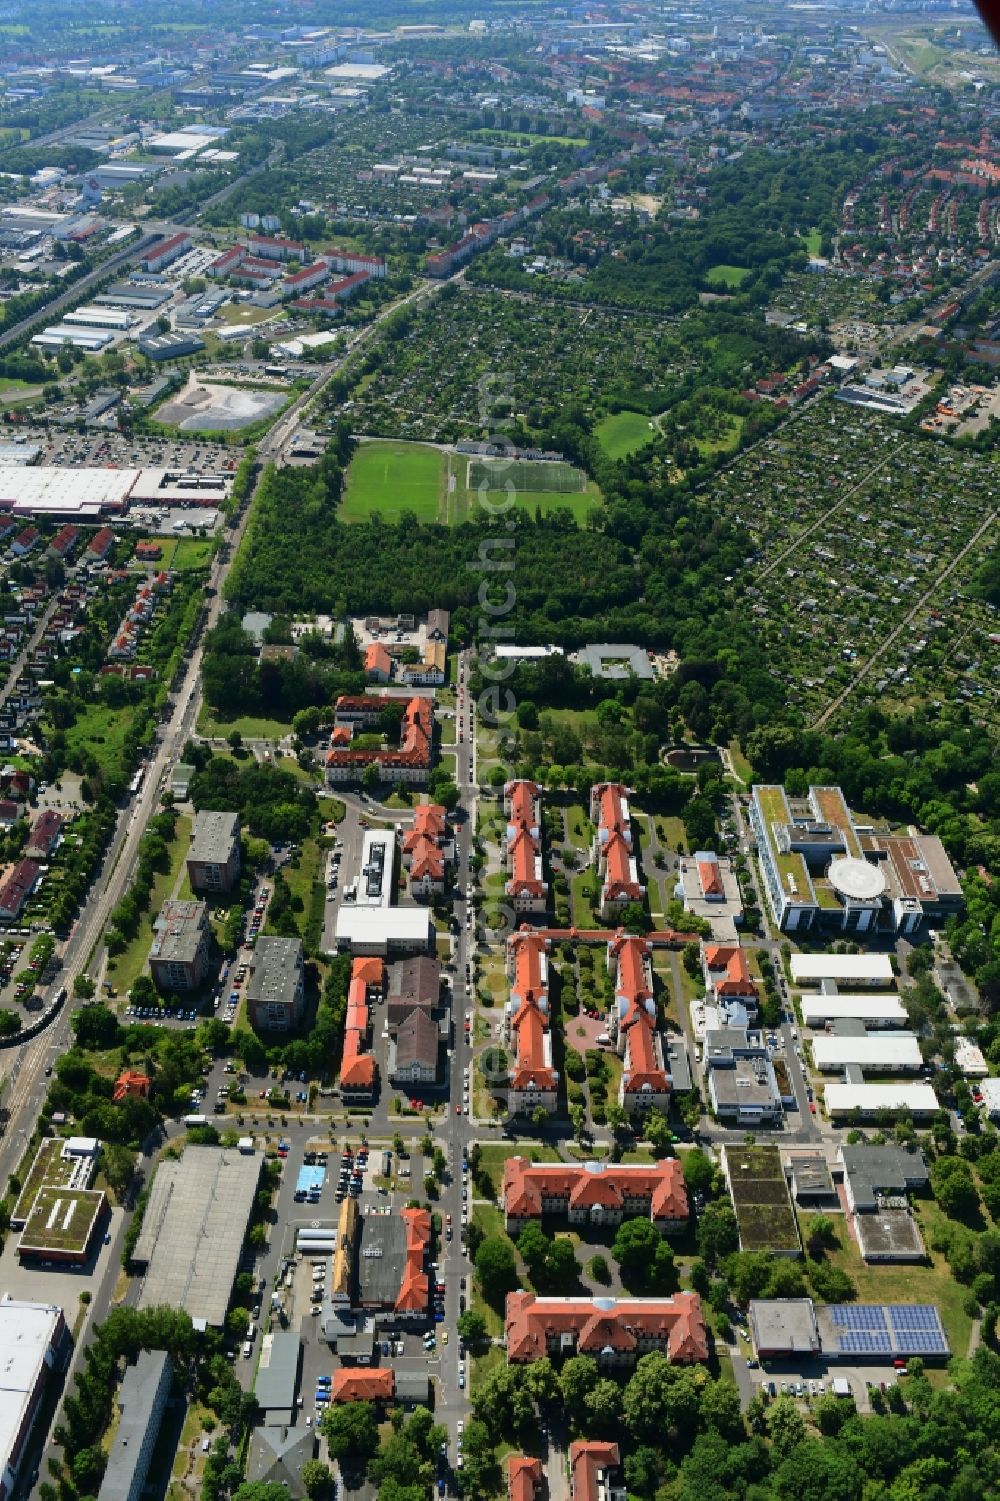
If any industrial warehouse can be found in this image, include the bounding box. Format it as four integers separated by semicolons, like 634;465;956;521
0;465;234;519
132;1145;263;1326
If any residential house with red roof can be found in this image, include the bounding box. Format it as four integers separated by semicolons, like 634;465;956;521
504;781;547;913
11;526;39;558
590;783;643;919
607;933;672;1116
47;524;80;561
331;1368;395;1403
505;1291;709;1367
280;262;332;298
25;809;63;860
393;1206;431;1317
0;857;40;920
401;802;449;899
85;526;115;560
503;930;558;1115
364;641;393;683
248;234;306;262
503;1157;688;1235
113;1069;151;1102
340;956;382;1100
570;1444;621;1501
508;1457;543;1501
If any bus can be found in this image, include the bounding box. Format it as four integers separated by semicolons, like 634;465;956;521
129;767;145;795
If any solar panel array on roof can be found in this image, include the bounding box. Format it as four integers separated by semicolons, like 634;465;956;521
826;1303;947;1357
888;1304;949;1355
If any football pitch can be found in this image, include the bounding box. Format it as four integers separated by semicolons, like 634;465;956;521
341;440;601;526
341;440;447;522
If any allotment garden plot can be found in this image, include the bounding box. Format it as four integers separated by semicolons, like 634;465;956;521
346;288;697;445
715;400;1000;727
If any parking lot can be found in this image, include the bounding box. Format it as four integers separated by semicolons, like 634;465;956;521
737;1353;908;1415
11;424;237;476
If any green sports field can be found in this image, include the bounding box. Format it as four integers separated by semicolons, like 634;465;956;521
704;264;750;288
455;456;600;524
342;440;602;526
595;409;657;461
341;440;447;522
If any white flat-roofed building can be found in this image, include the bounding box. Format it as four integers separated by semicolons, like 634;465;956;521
811;1034;922;1073
825;1082;939;1119
0;466;138;518
334;907;432;957
62;305;133;331
980;1077;1000;1118
31;325;113;353
790;954;894;986
130;468;232;506
0;1298;69;1501
493;644;565;662
800;994;908;1028
954;1036;988;1078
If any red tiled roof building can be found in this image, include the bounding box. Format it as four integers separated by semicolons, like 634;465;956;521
503;1156;689;1234
505;1291;709;1367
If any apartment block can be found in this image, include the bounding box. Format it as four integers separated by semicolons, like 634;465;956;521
187;809;241;894
591;783;643;918
504;780;547;913
149;899;210;993
246;936;304;1032
504;930;558;1115
607;933;671;1115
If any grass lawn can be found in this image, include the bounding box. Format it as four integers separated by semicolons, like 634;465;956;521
570;871;600;929
704;264;750;289
162;537;216;571
801;229;823;257
197;704;292;740
107;815;192;994
471;1341;504;1392
452;480;601;525
276;836;322;911
595;409;657;461
475;1141;561;1195
694;413;744;458
564;802;595;844
342;439;446;522
800;1204;973;1359
215;302;283;327
64;703;139;784
657;815;688;852
728;739;753;783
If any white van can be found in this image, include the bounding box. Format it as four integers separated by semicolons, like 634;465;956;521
247;1321;257;1341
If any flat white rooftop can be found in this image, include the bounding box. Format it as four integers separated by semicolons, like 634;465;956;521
334;906;432;950
980;1077;1000;1114
0;466;138;516
811;1034;922;1071
0;1299;63;1484
801;995;908;1026
826;1082;938;1116
790;954;894;984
